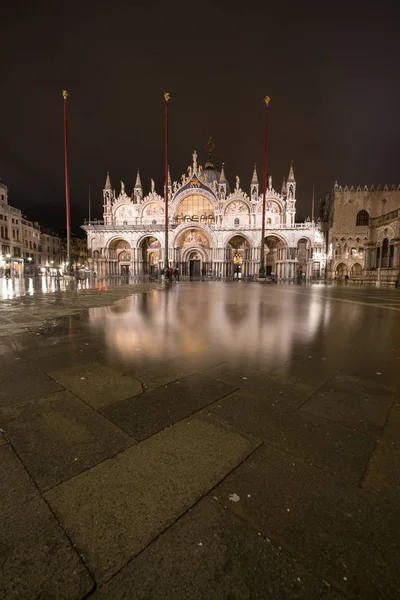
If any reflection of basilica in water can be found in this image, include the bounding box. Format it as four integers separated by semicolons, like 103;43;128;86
87;284;333;367
83;141;325;280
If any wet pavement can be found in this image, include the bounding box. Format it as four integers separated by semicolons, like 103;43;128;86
0;280;400;599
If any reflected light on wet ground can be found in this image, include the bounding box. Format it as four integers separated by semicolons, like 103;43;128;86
87;282;400;376
0;277;119;299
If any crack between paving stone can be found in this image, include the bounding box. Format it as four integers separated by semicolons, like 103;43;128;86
3;436;96;594
295;367;342;411
84;438;264;596
358;392;400;491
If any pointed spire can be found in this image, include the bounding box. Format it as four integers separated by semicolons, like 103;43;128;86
281;176;286;195
219;163;226;183
251;164;259;185
287;161;295;182
168;165;172;185
104;171;112;190
134;168;142;189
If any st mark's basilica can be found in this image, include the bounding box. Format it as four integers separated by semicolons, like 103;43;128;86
83;142;325;280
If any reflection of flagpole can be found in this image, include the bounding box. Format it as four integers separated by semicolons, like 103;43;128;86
164;93;170;274
259;96;270;279
62;90;71;271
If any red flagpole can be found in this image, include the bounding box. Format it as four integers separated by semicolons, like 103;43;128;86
259;96;270;279
62;90;71;271
164;93;170;276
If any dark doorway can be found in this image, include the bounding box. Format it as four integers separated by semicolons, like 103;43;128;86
266;265;272;276
121;265;130;277
190;260;201;279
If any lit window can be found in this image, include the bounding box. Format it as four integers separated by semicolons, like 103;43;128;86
177;194;214;219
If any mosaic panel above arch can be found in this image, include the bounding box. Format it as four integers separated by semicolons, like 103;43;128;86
143;203;164;217
227;235;250;249
225;201;250;214
176;229;210;248
115;205;135;219
257;201;281;213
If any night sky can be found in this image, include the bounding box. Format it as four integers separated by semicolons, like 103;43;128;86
1;1;399;234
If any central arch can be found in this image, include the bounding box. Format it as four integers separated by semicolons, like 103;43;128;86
175;227;211;278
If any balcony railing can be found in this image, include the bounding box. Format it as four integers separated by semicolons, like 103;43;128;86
83;219;319;231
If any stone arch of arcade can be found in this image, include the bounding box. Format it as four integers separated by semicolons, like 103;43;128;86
225;234;252;278
262;234;288;278
137;235;162;276
107;237;132;277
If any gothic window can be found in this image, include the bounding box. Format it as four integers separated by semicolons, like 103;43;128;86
356;210;369;226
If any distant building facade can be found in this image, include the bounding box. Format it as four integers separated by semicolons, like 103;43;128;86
0;182;24;276
83;148;325;281
321;182;400;285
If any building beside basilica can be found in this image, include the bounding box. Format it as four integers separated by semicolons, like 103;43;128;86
83;147;325;281
321;182;400;285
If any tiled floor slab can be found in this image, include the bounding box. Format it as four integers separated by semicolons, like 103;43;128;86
0;373;64;408
363;401;400;498
47;361;143;408
301;372;395;434
45;416;261;583
215;443;400;600
0;390;134;491
208;388;376;483
0;445;93;599
200;363;311;408
94;496;323;600
101;372;237;440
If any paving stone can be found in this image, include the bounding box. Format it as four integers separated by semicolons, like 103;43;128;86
215;444;400;600
101;373;237;440
0;372;64;408
0;432;7;446
267;357;339;398
0;390;134;491
208;388;376;483
301;372;395;434
47;361;143;408
45;416;261;583
122;353;225;390
0;444;93;599
363;401;400;498
94;496;323;600
200;363;310;408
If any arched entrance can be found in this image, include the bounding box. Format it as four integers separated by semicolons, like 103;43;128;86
108;239;132;276
175;228;211;278
297;237;310;281
351;263;362;279
226;235;250;278
336;263;348;279
263;235;286;277
139;236;161;275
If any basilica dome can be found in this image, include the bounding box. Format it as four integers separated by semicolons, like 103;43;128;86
200;164;231;194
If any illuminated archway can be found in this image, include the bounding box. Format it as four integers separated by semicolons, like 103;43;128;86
139;236;161;275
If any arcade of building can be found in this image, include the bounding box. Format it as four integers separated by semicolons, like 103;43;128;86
83;149;325;280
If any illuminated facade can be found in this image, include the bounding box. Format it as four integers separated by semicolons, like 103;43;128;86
83;149;326;280
322;182;400;285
